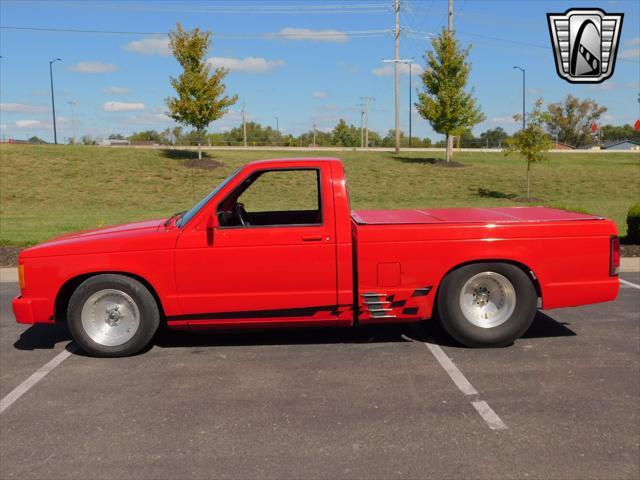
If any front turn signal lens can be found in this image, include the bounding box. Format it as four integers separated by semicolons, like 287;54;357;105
18;264;25;290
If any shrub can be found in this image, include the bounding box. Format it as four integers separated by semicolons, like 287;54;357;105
627;203;640;244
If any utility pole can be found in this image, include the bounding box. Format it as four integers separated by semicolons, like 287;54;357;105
274;116;279;134
513;66;526;130
358;100;365;148
49;58;62;144
313;123;317;147
68;100;77;145
362;97;374;148
409;62;412;147
241;103;247;147
446;0;454;157
394;0;400;153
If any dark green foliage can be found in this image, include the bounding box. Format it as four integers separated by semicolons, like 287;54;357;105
627;203;640;244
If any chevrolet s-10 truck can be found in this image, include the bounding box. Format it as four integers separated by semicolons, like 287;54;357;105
13;158;620;356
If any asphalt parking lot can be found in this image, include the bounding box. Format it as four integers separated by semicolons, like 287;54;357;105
1;274;639;480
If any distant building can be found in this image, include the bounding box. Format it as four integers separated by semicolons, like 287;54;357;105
601;139;640;151
553;142;574;150
100;139;131;146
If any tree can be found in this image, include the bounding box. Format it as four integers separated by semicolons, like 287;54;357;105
331;119;360;147
545;94;607;148
600;124;640;144
165;23;237;159
504;99;553;200
479;127;509;148
416;29;485;161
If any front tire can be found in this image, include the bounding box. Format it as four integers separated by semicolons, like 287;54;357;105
67;274;160;357
437;263;537;347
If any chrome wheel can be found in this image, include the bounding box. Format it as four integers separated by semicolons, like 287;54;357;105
459;272;516;329
80;289;140;346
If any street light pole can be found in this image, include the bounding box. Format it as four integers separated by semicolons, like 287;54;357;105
513;66;525;130
49;58;62;144
408;62;412;147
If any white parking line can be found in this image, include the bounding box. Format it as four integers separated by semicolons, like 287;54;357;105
472;400;508;430
424;342;478;396
403;332;508;430
0;343;77;414
620;279;640;290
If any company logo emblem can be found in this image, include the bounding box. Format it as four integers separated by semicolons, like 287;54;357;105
547;8;623;84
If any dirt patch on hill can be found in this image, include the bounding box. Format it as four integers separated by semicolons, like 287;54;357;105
0;247;21;267
621;244;640;257
183;158;224;170
394;156;466;168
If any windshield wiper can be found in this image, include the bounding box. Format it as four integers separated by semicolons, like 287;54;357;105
164;210;187;227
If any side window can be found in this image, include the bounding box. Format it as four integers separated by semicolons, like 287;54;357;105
218;169;322;227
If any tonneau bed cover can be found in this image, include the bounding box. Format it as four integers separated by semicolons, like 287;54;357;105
351;207;603;225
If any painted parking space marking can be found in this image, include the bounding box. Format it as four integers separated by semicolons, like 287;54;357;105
403;332;507;430
0;343;77;414
424;342;478;396
619;278;640;290
471;400;508;430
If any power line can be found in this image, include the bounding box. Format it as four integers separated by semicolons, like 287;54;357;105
3;1;395;14
0;25;391;39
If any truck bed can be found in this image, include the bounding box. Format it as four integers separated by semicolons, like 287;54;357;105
351;207;602;225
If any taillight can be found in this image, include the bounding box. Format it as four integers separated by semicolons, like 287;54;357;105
610;236;620;276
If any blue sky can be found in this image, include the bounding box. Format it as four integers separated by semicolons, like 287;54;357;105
1;0;639;143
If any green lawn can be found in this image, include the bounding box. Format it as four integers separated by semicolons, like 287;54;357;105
0;144;638;245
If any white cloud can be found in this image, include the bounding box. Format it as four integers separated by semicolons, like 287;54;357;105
0;124;7;131
372;63;423;76
0;102;48;113
619;48;640;59
589;82;617;91
624;36;640;47
489;116;518;125
270;28;348;43
206;56;284;74
312;91;328;98
104;86;129;94
336;60;358;75
124;35;170;56
102;101;146;112
70;61;118;73
15;119;46;128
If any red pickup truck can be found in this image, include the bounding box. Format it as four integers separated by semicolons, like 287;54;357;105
13;157;620;357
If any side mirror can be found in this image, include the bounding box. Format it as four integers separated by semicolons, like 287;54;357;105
206;213;215;245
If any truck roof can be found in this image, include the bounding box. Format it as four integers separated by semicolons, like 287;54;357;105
352;207;604;225
245;157;343;168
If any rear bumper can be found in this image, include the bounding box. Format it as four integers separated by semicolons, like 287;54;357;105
12;295;55;324
542;278;620;310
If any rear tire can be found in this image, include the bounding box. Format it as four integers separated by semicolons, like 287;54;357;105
437;263;537;348
67;274;160;357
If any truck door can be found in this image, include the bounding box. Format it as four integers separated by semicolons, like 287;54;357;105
173;165;340;324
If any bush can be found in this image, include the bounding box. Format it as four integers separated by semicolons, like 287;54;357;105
626;203;640;244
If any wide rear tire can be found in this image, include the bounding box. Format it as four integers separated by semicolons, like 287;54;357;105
437;263;537;347
67;274;160;357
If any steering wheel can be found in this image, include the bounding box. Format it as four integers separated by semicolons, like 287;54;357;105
234;202;250;226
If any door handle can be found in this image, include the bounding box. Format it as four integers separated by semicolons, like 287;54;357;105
302;235;323;242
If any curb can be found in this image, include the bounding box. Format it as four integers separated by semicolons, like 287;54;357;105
1;258;639;283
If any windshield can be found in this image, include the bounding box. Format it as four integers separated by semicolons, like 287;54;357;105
176;168;241;228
